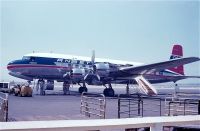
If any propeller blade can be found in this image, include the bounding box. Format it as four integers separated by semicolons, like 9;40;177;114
84;73;101;83
84;50;101;83
91;50;95;64
84;73;89;81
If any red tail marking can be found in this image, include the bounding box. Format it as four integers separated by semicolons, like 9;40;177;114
172;44;183;56
168;44;184;75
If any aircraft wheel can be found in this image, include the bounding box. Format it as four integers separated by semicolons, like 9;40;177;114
103;88;108;96
78;86;88;94
108;88;115;97
103;88;115;97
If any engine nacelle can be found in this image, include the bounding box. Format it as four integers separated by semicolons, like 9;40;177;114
95;63;110;77
72;68;85;76
95;63;109;70
71;68;85;83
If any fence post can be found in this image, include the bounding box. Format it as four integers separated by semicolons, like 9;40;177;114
0;93;8;122
159;98;162;116
138;98;140;116
85;98;90;117
118;96;120;118
168;102;171;116
141;99;144;117
198;100;200;115
128;99;130;118
184;100;186;115
5;98;8;122
100;99;105;119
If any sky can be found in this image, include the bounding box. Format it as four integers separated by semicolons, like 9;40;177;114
0;0;199;83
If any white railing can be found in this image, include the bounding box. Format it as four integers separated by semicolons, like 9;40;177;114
0;92;8;122
0;115;199;131
81;92;106;119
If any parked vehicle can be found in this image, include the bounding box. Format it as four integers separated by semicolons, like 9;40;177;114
12;84;32;97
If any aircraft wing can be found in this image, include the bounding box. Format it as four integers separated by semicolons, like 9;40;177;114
119;57;200;75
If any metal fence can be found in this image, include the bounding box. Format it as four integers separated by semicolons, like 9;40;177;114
166;99;200;116
118;94;162;118
118;93;200;118
0;92;8;122
80;92;106;119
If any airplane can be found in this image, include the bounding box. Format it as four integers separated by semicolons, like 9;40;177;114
7;44;200;96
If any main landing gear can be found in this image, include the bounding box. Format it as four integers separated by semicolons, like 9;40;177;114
78;82;88;94
103;83;115;97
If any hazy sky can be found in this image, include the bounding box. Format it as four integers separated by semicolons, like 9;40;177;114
1;0;199;82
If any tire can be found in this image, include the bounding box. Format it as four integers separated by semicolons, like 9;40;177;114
79;86;88;94
103;88;109;96
108;88;115;97
103;88;115;97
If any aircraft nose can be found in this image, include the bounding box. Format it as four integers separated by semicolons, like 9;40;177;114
7;61;15;71
7;59;22;71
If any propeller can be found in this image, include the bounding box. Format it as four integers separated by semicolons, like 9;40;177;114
84;50;101;84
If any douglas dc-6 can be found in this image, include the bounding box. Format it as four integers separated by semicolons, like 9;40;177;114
7;44;200;96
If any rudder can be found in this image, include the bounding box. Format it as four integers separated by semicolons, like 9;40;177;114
168;44;184;75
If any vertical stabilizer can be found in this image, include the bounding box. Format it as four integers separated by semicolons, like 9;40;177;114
168;44;184;75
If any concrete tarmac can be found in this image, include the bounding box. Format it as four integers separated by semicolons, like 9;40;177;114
8;84;200;121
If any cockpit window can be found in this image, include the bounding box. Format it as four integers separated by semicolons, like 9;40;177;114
22;56;35;62
22;56;30;60
30;57;36;62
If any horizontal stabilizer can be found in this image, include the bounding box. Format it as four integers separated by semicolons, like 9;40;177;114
166;75;200;82
134;76;157;96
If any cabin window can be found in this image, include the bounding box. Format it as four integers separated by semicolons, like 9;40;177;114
30;57;36;62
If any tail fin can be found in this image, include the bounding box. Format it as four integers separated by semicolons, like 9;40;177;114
168;44;184;75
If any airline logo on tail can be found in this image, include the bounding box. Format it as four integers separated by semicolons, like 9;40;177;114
168;44;184;75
